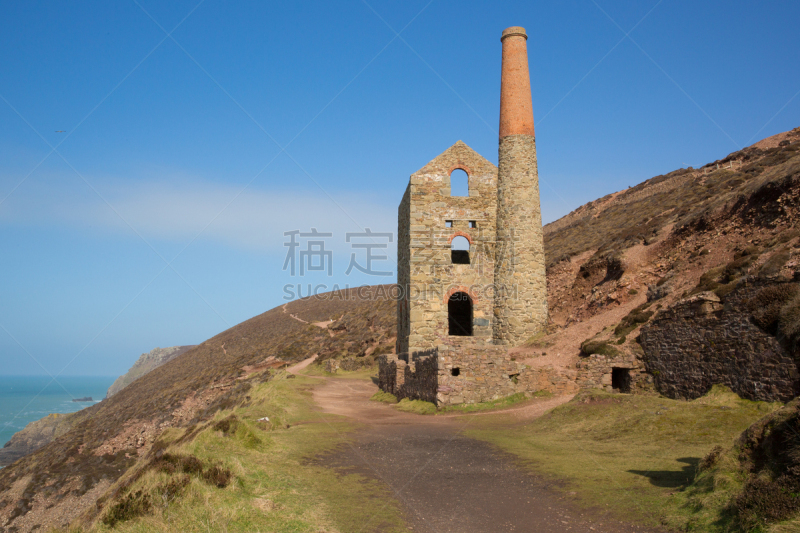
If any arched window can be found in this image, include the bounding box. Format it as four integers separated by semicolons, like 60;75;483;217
451;236;470;264
448;292;473;336
450;168;469;197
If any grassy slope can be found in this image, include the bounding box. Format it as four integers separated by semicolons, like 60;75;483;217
85;371;406;533
467;387;782;530
0;288;397;531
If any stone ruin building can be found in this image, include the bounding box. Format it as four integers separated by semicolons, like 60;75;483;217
378;27;800;406
379;26;554;406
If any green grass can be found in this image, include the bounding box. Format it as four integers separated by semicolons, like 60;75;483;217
395;398;437;415
299;363;378;381
466;386;781;529
85;371;407;533
370;391;398;404
439;393;528;413
390;393;530;415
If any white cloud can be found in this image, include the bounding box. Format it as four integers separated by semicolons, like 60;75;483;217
0;175;398;253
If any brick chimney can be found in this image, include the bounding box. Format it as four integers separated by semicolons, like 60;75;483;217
493;26;548;346
499;27;535;138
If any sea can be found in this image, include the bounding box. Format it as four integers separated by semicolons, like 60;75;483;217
0;375;116;450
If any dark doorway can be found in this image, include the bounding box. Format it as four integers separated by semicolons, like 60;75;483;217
451;367;460;376
612;367;631;393
448;292;473;336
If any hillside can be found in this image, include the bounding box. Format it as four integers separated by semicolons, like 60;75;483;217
530;127;800;392
0;289;395;531
1;126;799;532
106;346;196;398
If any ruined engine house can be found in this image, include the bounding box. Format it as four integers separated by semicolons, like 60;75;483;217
380;26;548;406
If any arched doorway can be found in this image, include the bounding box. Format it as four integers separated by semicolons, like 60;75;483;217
448;291;473;336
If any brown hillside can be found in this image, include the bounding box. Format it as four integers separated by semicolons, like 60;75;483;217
530;126;800;395
0;287;395;532
2;126;800;532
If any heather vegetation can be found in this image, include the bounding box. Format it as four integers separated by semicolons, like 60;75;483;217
86;372;406;532
544;128;800;268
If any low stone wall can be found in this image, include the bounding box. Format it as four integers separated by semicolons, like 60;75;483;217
517;365;581;396
381;341;587;406
378;349;438;403
639;289;800;402
575;351;653;393
438;343;517;405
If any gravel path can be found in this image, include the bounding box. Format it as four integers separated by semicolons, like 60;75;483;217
306;370;664;533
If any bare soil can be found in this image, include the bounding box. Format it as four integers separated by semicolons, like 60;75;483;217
309;373;664;532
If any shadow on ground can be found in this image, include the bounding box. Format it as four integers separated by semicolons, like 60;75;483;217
628;457;700;488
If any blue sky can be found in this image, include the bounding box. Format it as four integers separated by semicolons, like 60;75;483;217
1;0;799;377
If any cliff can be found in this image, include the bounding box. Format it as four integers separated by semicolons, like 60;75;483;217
106;345;195;398
0;410;92;467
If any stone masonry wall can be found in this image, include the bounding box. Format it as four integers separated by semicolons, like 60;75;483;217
493;134;548;346
398;141;499;355
437;342;519;405
639;288;800;402
381;343;587;406
378;349;438;404
575;352;653;393
397;185;411;355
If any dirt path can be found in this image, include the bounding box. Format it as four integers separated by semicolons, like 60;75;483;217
306;370;663;533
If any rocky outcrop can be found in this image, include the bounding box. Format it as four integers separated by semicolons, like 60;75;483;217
106;346;195;398
0;413;80;467
639;285;800;402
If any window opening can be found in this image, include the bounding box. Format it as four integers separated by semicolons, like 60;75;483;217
450;169;469;197
451;236;470;264
448;292;473;336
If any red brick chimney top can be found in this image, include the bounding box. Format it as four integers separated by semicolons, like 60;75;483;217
499;26;535;138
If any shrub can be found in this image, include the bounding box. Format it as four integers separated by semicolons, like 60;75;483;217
580;340;620;357
759;249;791;278
723;255;757;282
202;465;232;488
748;284;799;334
212;415;239;436
157;474;190;502
695;267;724;293
734;246;761;260
614;305;654;338
103;490;152;527
713;281;738;300
735;476;800;530
699;445;724;472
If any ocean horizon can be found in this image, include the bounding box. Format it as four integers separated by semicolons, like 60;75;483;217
0;375;116;448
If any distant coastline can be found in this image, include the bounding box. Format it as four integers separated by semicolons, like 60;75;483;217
0;376;114;449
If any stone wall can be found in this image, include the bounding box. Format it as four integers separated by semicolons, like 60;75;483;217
639;288;800;402
574;351;653;394
381;343;586;406
378;349;438;404
396;185;411;355
396;141;499;355
493;134;548;345
437;342;519;405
